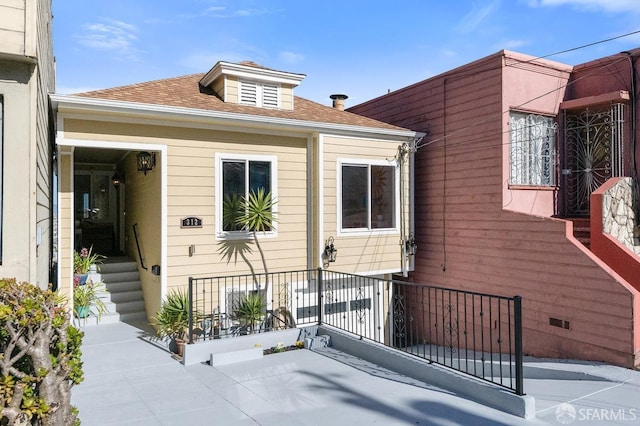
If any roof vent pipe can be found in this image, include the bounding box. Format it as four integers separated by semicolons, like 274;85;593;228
330;94;348;111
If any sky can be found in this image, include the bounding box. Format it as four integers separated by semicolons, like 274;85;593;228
52;0;640;108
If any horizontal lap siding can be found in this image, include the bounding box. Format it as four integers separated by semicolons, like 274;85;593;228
322;135;407;275
349;53;637;367
62;118;308;296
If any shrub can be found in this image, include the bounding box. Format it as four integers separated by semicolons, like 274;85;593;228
0;279;83;425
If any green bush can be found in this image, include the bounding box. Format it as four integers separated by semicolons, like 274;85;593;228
0;278;83;425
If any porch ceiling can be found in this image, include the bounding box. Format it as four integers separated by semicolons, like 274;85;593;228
73;147;129;165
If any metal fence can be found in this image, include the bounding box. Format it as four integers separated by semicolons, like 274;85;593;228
188;269;523;395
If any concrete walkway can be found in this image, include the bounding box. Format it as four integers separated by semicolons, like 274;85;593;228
72;322;640;425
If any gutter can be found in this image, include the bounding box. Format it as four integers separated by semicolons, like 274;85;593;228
0;52;37;65
50;94;422;140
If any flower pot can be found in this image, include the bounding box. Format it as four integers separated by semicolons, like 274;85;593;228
174;338;186;357
75;305;90;319
74;274;89;286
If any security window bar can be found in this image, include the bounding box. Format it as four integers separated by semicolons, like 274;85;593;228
222;159;272;232
341;163;395;230
509;112;556;186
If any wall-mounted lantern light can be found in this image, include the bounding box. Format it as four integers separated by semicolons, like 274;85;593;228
137;151;156;175
323;236;337;268
405;232;417;256
112;171;122;188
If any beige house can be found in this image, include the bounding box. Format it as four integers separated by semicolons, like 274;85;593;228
0;0;55;287
52;61;421;322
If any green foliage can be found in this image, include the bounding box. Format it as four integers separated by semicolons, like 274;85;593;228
222;193;244;232
238;188;276;233
73;246;105;274
153;289;191;342
232;292;266;334
0;278;83;425
73;280;107;320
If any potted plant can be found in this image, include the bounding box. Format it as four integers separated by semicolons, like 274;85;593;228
153;289;191;356
232;292;266;334
73;276;107;320
73;246;106;284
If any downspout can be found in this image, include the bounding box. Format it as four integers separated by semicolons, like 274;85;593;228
442;78;449;272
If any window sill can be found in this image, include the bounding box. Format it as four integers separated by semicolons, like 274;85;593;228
508;185;558;191
338;228;399;237
216;230;278;241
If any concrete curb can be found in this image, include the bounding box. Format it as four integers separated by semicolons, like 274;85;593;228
317;326;536;419
183;328;308;365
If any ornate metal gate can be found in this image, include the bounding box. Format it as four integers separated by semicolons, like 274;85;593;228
563;103;627;216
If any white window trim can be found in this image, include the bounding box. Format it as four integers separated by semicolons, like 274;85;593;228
337;158;400;237
239;80;281;109
215;152;278;240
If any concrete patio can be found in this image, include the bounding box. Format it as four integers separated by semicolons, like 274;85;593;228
72;321;640;425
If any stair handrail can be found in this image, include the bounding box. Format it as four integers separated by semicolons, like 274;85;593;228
132;223;148;270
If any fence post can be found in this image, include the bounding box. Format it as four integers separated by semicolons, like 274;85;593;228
188;277;194;345
514;295;524;395
317;268;323;326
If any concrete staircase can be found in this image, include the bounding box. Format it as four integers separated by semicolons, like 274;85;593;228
78;257;147;326
570;217;591;249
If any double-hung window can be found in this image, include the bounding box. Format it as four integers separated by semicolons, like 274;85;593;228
339;159;397;232
509;111;556;186
216;153;277;236
239;80;280;108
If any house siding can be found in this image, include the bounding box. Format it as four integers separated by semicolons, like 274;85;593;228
60;118;308;320
322;134;409;275
350;51;639;367
0;0;53;287
0;0;25;56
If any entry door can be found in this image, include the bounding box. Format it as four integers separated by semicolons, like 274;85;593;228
562;104;626;216
74;171;118;254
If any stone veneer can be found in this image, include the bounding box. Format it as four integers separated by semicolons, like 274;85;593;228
601;177;640;255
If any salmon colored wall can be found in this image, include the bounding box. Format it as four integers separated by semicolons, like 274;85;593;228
501;52;572;217
349;50;639;367
591;178;640;292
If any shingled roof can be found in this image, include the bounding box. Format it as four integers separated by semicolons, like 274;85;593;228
73;73;407;132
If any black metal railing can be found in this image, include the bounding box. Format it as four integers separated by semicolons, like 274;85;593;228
188;269;523;395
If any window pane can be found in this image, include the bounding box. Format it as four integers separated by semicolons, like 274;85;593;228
222;161;245;231
342;165;368;228
510;112;555;186
371;166;394;228
249;161;271;194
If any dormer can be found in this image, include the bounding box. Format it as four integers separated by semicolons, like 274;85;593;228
200;61;305;111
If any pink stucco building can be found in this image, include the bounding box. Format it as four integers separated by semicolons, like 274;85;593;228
349;49;640;368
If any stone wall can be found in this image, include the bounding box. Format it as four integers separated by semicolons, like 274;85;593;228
601;177;640;255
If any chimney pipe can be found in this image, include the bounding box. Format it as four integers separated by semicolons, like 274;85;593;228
330;94;348;111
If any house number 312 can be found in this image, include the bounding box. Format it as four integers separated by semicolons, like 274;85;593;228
180;217;203;228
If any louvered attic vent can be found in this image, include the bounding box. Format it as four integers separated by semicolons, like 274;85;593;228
240;80;280;108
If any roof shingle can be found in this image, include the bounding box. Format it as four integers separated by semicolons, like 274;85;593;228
74;74;407;132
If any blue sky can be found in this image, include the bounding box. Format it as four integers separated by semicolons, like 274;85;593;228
52;0;640;107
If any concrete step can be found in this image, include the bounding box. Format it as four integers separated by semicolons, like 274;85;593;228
104;280;143;293
110;290;144;303
99;260;138;274
101;271;140;283
113;299;146;313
